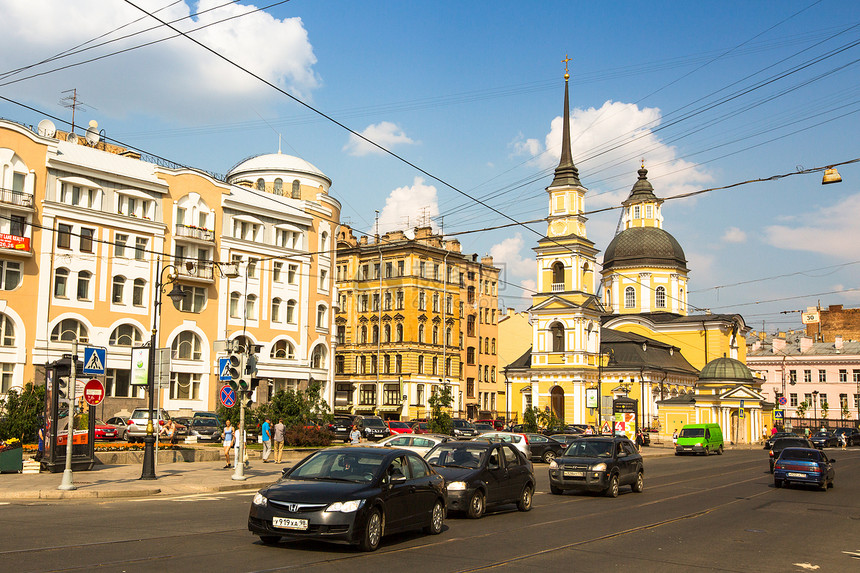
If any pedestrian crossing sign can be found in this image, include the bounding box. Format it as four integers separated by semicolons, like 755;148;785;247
83;347;106;375
218;357;232;381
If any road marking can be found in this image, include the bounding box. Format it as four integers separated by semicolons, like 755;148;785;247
793;564;820;570
0;502;9;506
843;549;860;560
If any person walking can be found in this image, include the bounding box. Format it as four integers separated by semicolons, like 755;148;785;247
273;418;286;463
672;429;678;446
36;423;45;462
349;424;361;445
261;417;272;463
222;419;234;468
635;429;644;452
840;432;847;450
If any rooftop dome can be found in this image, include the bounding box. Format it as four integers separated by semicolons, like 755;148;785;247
602;226;687;272
699;356;754;382
227;152;328;182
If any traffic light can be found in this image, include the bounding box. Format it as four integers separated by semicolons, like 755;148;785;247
57;376;70;401
226;353;244;392
239;353;257;392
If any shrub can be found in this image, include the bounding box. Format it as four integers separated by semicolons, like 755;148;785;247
284;426;333;447
0;383;45;443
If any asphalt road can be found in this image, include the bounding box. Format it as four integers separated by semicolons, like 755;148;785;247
2;449;859;572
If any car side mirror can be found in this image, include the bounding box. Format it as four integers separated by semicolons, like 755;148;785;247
281;468;290;478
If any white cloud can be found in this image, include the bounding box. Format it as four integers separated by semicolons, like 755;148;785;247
721;227;747;244
489;233;535;280
763;193;860;258
0;1;319;123
377;177;439;235
343;121;415;156
510;133;541;158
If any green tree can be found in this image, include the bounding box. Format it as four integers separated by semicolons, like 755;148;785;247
841;404;851;420
537;409;564;433
522;407;540;433
260;382;333;429
820;401;829;420
428;385;453;435
0;383;46;443
796;400;808;418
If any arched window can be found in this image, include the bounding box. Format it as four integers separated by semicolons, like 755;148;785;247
54;268;70;298
51;319;88;343
418;324;425;343
245;294;257;319
360;325;368;344
625;286;636;309
311;345;326;368
372;325;379;344
550;322;564;352
270;339;295;359
273;178;283;195
172;331;202;360
446;326;452;346
271;297;281;322
396;323;403;342
256;178;265;191
552;261;564;287
0;313;16;347
291;180;300;199
383;324;391;343
75;271;91;301
286;299;297;324
109;324;142;346
320;231;329;251
655;286;666;309
111;275;125;304
229;291;241;318
317;304;327;326
432;325;439;345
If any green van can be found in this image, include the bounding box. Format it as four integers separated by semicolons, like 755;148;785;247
675;423;724;455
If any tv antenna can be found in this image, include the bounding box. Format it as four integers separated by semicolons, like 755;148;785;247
59;89;95;136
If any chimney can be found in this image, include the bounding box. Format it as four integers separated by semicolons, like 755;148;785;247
835;335;843;350
799;336;813;353
751;340;762;352
772;337;786;353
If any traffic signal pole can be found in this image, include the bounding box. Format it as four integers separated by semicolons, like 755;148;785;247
58;341;78;491
232;347;249;481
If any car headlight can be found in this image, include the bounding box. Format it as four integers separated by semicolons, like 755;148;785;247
591;463;607;472
446;481;467;491
549;460;558;469
252;493;267;507
695;442;702;447
325;500;365;513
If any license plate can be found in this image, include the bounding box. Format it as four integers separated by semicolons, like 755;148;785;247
273;517;308;530
787;472;806;478
564;471;584;477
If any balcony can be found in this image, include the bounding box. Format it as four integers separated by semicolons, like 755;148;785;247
174;224;215;242
176;260;214;282
551;282;564;292
0;188;35;210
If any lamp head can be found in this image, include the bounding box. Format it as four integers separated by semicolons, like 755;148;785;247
822;167;842;185
167;283;187;305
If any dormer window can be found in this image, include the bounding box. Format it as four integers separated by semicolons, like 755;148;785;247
646;205;653;218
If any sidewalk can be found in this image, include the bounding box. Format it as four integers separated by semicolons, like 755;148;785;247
0;452;310;501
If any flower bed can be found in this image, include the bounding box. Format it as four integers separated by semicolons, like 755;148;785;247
22;442;188;453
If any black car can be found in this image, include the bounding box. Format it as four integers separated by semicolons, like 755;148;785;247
809;431;838;449
327;415;357;443
764;431;797;450
769;436;815;472
523;433;565;463
355;416;390;442
188;417;222;442
451;419;479;438
541;425;585;436
248;447;446;551
834;427;860;446
425;441;535;519
548;436;644;497
549;434;582;447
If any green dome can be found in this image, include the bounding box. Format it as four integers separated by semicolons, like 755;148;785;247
699;357;754;382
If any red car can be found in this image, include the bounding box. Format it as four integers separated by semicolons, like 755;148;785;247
412;421;431;434
387;421;414;435
475;419;505;431
94;420;120;440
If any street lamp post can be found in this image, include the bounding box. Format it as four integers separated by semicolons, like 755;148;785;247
57;337;79;491
140;260;187;481
812;390;819;430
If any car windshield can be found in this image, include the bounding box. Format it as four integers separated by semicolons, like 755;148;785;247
813;432;831;437
679;428;705;438
780;449;821;461
364;418;386;428
192;419;217;427
564;440;613;458
426;446;486;468
453;420;474;428
288;451;387;483
389;421;410;429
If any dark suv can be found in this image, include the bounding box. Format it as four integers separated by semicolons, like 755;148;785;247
355;416;390;441
451;419;478;438
548;436;644;497
769;436;815;472
327;415;357;443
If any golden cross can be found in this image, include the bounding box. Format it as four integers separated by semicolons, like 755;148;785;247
562;54;572;73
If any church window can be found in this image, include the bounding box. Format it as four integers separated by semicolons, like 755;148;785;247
291;180;300;199
550;322;564;352
625;286;636;309
633;205;640;219
274;179;283;195
256;178;265;191
655;286;666;308
646;205;653;219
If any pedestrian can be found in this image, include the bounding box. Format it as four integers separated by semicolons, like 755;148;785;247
36;423;45;462
584;425;593;435
840;432;847;450
804;427;810;439
672;429;678;446
762;426;768;444
349;424;361;445
261;417;272;463
771;426;777;437
635;429;644;452
273;418;286;463
166;420;178;445
222;419;234;468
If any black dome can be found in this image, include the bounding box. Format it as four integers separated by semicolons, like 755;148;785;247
602;227;687;272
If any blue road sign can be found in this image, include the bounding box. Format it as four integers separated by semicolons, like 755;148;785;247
218;357;232;381
220;385;236;408
83;347;106;375
778;396;788;406
774;410;784;420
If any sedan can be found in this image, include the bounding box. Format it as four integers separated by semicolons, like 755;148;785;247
105;416;130;441
769;437;815;472
94;420;120;441
387;421;413;435
549;436;644;498
425;441;535;519
473;423;495;434
188;417;222;442
248;447;446;551
471;431;531;459
773;447;835;490
810;431;838;449
372;434;452;456
523;433;565;463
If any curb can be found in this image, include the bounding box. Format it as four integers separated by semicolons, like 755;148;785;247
1;487;162;500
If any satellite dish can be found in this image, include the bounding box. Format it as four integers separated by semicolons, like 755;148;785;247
37;119;56;138
66;132;78;144
85;126;100;146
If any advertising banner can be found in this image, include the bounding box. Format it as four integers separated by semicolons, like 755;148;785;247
585;388;598;409
131;348;149;385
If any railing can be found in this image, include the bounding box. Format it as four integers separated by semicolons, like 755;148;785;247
0;188;34;208
176;261;214;280
174;224;214;242
551;282;564;292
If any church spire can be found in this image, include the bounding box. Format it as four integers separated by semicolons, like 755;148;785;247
550;55;582;188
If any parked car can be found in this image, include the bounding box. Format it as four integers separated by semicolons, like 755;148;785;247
549;434;582;447
810;431;839;449
372;434;452;456
834;427;860;446
540;425;585;436
523;433;565;463
387;421;414;435
188;417;222;442
764;431;797;450
769;436;816;472
549;436;645;497
93;420;120;441
450;419;479;438
248;447;446;551
193;411;223;424
425;440;534;518
473;423;495;434
173;417;193;437
474;419;504;431
471;431;531;459
126;408;172;443
327;415;358;443
105;416;130;441
355;416;390;441
411;420;431;434
773;447;835;491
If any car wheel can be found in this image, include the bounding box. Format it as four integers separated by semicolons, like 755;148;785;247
769;463;774;474
717;445;723;455
542;450;556;464
467;490;485;519
517;484;533;512
631;470;644;493
424;499;445;534
703;447;710;456
774;479;783;488
259;535;280;545
605;473;619;498
359;508;384;551
550;485;563;495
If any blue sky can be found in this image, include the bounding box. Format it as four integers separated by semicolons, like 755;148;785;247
2;1;859;333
